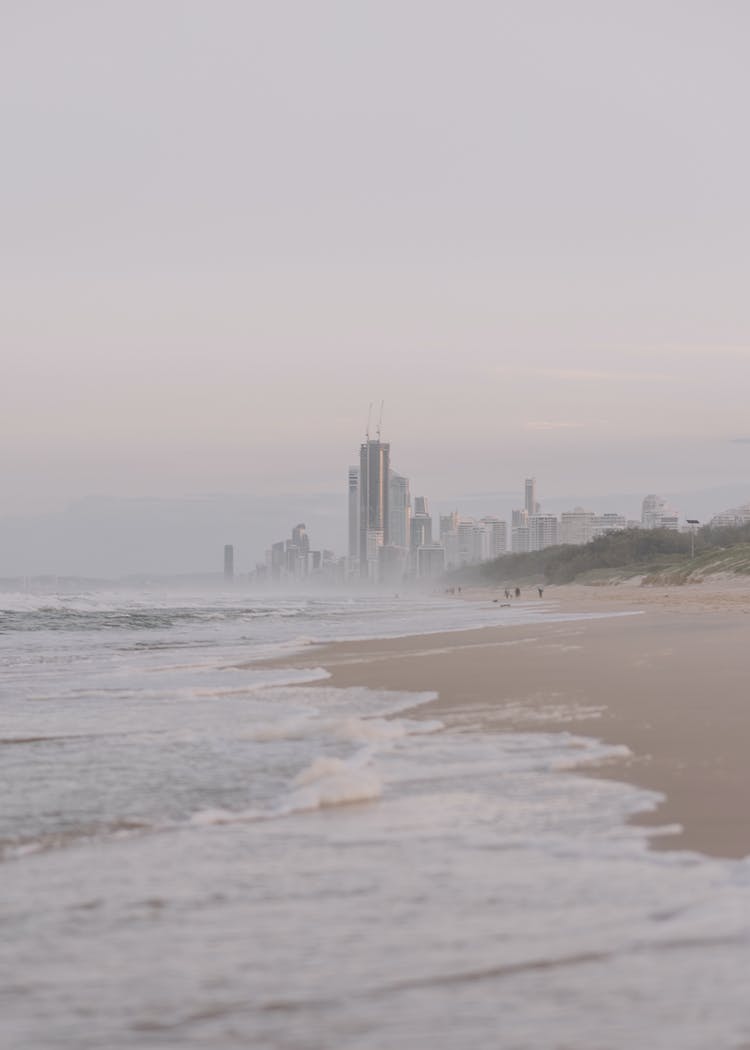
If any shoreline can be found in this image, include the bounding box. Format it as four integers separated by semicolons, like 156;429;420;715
257;583;750;859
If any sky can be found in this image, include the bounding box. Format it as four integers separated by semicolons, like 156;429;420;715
3;1;750;574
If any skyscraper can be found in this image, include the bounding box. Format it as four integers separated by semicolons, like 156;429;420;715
525;477;540;516
348;466;360;564
409;495;432;557
291;523;309;557
359;438;390;576
439;510;459;541
388;471;411;549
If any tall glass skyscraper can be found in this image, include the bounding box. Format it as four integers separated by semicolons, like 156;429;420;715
359;439;390;575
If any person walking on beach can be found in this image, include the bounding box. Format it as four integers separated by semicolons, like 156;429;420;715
515;587;520;598
538;586;544;598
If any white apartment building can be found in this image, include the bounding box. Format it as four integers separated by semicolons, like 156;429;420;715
456;519;479;566
480;516;508;558
440;516;508;568
512;527;531;553
513;514;558;552
560;509;627;546
710;503;750;527
642;494;679;530
511;508;530;553
529;514;559;551
560;508;596;546
593;513;627;537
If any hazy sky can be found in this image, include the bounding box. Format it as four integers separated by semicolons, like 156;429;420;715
3;1;750;565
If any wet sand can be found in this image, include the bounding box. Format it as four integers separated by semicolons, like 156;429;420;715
262;582;750;859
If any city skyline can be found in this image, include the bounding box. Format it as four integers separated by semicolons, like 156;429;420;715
4;467;750;579
250;422;743;585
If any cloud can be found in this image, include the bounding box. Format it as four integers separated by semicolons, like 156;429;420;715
730;437;750;444
655;345;750;358
524;420;586;431
494;366;672;383
537;367;671;382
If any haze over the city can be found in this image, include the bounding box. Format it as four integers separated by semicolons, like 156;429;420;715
3;1;749;575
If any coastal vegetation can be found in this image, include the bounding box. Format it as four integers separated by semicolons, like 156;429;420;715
454;523;750;587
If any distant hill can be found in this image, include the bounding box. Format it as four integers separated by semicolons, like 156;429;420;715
454;523;750;587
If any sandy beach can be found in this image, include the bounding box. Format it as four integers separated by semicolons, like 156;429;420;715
262;580;750;859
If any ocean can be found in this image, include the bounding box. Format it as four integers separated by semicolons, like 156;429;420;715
2;588;750;1049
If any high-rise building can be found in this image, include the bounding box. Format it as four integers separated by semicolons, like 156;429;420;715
529;514;559;551
560;508;596;546
388;471;411;549
641;494;679;530
269;541;285;580
409;508;432;550
512;524;531;553
525;477;540;516
224;544;234;580
511;508;530;552
560;508;628;545
439;511;459;540
480;516;508;558
410;500;432;551
291;523;309;557
641;494;666;529
441;516;507;566
439;512;460;569
285;542;299;575
359;438;390;576
710;503;750;527
456;518;477;565
592;513;627;538
348;466;359;563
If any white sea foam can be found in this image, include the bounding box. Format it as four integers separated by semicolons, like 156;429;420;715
189;806;264;826
332;715;443;743
239;714;443;745
284;755;383;812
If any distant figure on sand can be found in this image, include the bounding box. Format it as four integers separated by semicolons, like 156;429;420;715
538;587;544;598
504;588;510;599
515;587;520;598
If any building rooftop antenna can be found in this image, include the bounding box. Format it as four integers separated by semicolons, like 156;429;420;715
366;402;373;441
376;400;384;441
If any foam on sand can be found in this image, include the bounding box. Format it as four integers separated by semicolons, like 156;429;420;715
284;756;382;812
